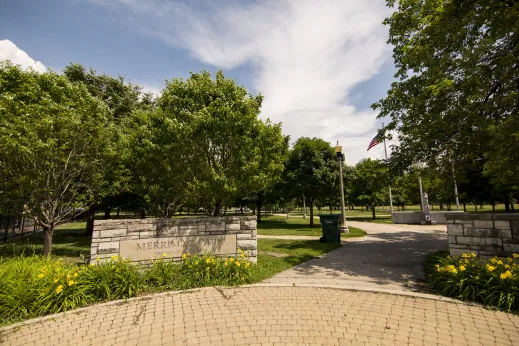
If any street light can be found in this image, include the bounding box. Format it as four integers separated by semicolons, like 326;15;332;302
335;143;349;233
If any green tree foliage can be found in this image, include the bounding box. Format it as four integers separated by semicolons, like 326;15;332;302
158;70;286;216
63;64;149;232
281;138;339;227
352;159;388;219
122;108;190;218
0;61;113;255
374;0;519;206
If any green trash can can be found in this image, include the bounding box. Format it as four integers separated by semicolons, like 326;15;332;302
319;214;342;243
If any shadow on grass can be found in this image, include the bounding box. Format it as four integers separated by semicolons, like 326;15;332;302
258;217;321;230
0;226;91;260
265;240;341;253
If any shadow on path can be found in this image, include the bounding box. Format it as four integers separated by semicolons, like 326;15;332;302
266;222;448;292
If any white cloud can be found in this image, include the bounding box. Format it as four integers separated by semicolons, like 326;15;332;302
0;40;46;73
140;83;162;97
93;0;392;163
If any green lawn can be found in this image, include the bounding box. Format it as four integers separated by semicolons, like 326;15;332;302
251;239;341;282
257;215;367;237
1;219;344;283
2;222;90;261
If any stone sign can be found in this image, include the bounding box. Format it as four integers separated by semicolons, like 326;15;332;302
119;234;237;261
90;216;257;264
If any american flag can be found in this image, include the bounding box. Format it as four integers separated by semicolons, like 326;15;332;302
367;136;382;151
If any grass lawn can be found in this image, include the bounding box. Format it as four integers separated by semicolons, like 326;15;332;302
258;215;367;237
2;222;90;262
1;219;343;283
251;239;341;282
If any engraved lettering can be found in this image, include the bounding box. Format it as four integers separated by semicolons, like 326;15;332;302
161;242;166;248
154;242;159;249
148;242;152;249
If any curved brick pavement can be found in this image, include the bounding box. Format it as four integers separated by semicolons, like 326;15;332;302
2;286;519;346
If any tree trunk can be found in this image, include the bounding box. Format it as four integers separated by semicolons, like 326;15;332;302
361;205;364;213
213;200;221;216
492;201;495;213
329;206;333;214
85;205;96;236
474;203;478;212
256;198;262;224
505;194;511;212
104;208;111;219
43;224;54;257
371;204;376;219
309;201;314;227
463;203;467;212
116;208;120;216
140;208;146;219
512;202;516;213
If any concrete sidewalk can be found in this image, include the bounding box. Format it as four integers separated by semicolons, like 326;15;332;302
264;220;448;291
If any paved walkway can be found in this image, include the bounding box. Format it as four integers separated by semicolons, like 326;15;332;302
265;220;448;291
2;285;519;346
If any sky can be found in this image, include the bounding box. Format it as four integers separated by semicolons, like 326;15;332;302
0;0;397;163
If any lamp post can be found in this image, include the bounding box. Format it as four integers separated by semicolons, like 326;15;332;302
335;143;349;233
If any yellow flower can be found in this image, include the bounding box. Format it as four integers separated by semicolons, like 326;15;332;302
470;253;477;258
435;264;440;271
162;253;168;257
497;260;503;265
206;258;211;264
38;273;45;279
53;278;58;283
74;272;78;278
224;262;228;266
182;254;187;260
56;285;63;294
505;264;510;269
194;261;199;265
490;258;497;264
68;280;75;286
508;258;513;263
462;253;470;258
459;265;466;271
110;255;119;260
235;262;241;267
229;257;235;262
486;265;496;272
513;253;519;259
245;262;250;268
500;270;513;280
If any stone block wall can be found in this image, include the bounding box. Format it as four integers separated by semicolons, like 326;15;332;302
90;216;257;264
446;213;519;257
392;211;463;224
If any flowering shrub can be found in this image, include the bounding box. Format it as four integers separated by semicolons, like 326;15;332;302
177;250;252;288
426;252;519;311
0;251;254;324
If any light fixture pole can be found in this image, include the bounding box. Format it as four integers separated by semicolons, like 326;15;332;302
335;142;349;233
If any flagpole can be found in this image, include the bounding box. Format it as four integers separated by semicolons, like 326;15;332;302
383;138;394;213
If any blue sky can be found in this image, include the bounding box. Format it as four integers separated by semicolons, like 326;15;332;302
0;0;396;163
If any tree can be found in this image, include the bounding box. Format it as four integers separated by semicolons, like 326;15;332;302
122;108;190;218
0;61;112;255
159;70;285;216
352;159;388;219
63;63;148;232
374;0;519;205
281;137;338;227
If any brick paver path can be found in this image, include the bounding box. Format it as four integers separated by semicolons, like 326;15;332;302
2;286;519;346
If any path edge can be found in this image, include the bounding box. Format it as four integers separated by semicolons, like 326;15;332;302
0;283;482;334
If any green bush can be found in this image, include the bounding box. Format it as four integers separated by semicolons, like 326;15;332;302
426;251;519;311
0;252;254;324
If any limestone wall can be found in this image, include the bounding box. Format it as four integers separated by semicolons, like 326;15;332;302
90;216;257;264
446;213;519;257
392;211;463;224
